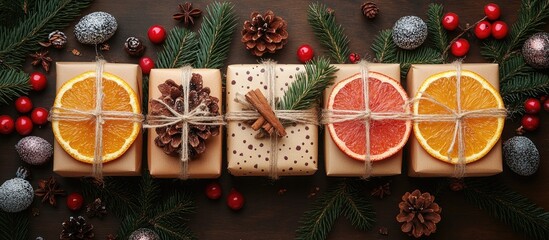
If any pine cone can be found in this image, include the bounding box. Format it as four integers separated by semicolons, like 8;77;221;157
396;189;441;238
361;2;379;19
39;30;67;49
85;198;107;218
150;74;220;158
241;10;288;57
60;216;94;240
124;37;145;57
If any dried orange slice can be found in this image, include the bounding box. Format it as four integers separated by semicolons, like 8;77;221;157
413;70;504;164
327;72;411;161
52;71;141;163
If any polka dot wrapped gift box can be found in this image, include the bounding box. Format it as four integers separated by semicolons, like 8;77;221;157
225;64;318;177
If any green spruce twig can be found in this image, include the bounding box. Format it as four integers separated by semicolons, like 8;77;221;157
396;46;443;81
0;0;93;70
0;69;30;105
426;3;448;59
156;27;198;69
279;57;338;111
195;1;237;69
307;2;350;64
463;178;549;240
501;72;549;116
371;29;397;63
0;210;29;240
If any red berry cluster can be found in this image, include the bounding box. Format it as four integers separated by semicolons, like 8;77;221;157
520;96;549;132
205;182;245;211
1;72;49;136
138;25;166;75
442;3;508;57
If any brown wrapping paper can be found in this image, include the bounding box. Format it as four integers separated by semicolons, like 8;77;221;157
147;69;223;178
324;64;403;177
226;64;318;176
407;64;503;177
53;62;142;177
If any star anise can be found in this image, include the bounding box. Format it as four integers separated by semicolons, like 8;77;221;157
173;2;202;27
371;182;391;199
30;50;53;72
35;176;66;206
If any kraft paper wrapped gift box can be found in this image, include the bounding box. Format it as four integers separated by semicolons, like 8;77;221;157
324;64;404;177
147;68;223;178
53;62;142;177
226;64;318;176
406;64;503;177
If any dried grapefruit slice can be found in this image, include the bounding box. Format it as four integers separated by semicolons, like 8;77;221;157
327;72;411;161
52;71;141;163
413;70;504;164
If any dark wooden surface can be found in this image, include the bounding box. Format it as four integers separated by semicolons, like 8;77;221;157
0;0;547;239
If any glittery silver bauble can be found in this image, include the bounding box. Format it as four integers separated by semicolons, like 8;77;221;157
15;136;53;165
0;168;33;212
522;32;549;69
129;228;160;240
503;136;540;176
74;12;118;45
392;16;428;50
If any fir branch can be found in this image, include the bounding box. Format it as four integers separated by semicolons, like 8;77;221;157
156;27;198;69
396;46;443;80
279;57;338;111
0;69;30;105
307;2;350;64
481;0;549;62
501;72;549;115
80;177;140;218
341;181;375;231
151;191;196;240
0;0;93;70
0;210;29;240
499;55;534;84
464;178;549;240
371;29;397;63
0;0;28;27
426;3;448;58
194;1;237;69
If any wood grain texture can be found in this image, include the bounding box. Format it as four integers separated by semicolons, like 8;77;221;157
0;0;546;239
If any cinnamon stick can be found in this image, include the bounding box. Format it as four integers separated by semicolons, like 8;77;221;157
245;89;286;137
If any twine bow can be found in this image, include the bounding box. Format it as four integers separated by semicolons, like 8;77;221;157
225;60;319;179
49;59;144;180
143;66;225;180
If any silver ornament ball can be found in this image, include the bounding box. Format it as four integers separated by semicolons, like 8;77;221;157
392;16;428;50
74;11;118;45
503;136;540;176
0;168;33;213
15;136;53;165
129;228;160;240
522;32;549;69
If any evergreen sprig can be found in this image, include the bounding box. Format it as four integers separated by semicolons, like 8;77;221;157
371;29;397;63
426;3;448;57
307;2;350;64
0;0;93;70
396;46;443;80
501;72;549;115
195;1;237;69
463;178;549;240
296;180;375;240
0;69;30;105
0;210;29;240
156;27;198;69
279;57;338;111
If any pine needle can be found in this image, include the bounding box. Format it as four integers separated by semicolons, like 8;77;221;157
341;181;375;231
278;57;338;111
464;178;549;240
371;29;397;63
307;2;350;64
426;3;448;58
396;46;443;81
195;1;237;69
0;69;30;105
499;55;534;84
156;27;198;69
0;210;29;240
501;72;549;116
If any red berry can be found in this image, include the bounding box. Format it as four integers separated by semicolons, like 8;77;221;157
524;98;541;114
0;115;14;134
66;192;84;211
297;44;314;63
205;182;222;200
521;114;540;131
147;25;166;44
484;3;501;21
31;107;49;125
442;12;460;31
450;38;470;57
349;53;360;64
29;72;47;91
544;98;549;112
15;116;33;135
227;189;244;211
15;96;33;113
139;57;155;74
474;21;492;40
491;21;508;40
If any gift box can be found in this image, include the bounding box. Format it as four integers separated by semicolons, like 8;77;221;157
323;64;403;177
407;64;503;177
53;62;142;177
147;68;223;178
226;64;318;177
